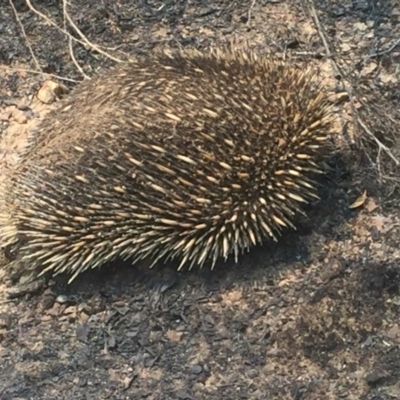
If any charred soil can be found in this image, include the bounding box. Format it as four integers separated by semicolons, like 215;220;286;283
1;1;400;399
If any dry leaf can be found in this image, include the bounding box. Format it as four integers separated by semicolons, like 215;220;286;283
0;109;12;121
156;27;169;38
386;324;400;344
166;330;183;342
365;198;379;213
350;190;367;209
370;215;395;233
199;27;214;36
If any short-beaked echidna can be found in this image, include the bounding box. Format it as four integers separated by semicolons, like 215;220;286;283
0;47;335;282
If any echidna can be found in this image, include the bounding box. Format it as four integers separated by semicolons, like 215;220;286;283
0;47;335;282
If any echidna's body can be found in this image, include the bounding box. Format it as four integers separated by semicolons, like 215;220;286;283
0;47;335;282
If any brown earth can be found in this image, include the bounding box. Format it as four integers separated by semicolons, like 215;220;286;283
1;1;400;399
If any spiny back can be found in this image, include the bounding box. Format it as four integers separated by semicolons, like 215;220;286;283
1;47;335;282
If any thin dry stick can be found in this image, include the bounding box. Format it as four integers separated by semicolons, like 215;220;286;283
364;36;400;58
63;2;124;65
68;39;90;79
63;3;123;63
63;4;118;63
307;0;338;74
0;65;79;82
9;0;42;73
25;0;123;63
247;0;257;26
62;0;90;79
357;116;400;166
307;0;400;167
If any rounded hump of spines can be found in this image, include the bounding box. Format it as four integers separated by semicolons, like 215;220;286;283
1;46;336;281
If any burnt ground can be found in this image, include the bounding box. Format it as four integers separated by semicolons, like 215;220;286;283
1;0;400;399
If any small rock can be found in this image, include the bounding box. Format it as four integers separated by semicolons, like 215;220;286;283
56;294;69;304
320;258;343;282
126;330;139;338
39;289;56;310
176;390;196;400
123;375;136;390
266;348;285;357
0;109;12;121
190;364;203;374
79;311;90;323
64;306;77;315
246;368;259;379
107;334;117;349
370;226;380;241
7;280;44;299
17;104;31;111
76;322;90;342
361;62;378;77
73;376;87;387
16;114;27;124
354;22;368;31
0;313;12;329
386;324;400;343
363;335;373;347
36;80;69;104
340;43;351;52
310;286;328;303
166;329;183;342
365;370;388;385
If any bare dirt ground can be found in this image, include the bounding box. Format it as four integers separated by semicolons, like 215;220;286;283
1;0;400;399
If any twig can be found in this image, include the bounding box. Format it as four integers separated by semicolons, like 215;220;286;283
67;38;90;79
0;65;79;82
364;36;400;58
307;0;400;168
293;51;324;57
0;299;18;304
62;0;90;79
9;0;42;73
63;2;123;64
356;116;400;166
25;0;123;63
307;0;340;75
247;0;257;26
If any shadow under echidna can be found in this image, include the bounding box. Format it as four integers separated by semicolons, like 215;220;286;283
0;47;336;283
